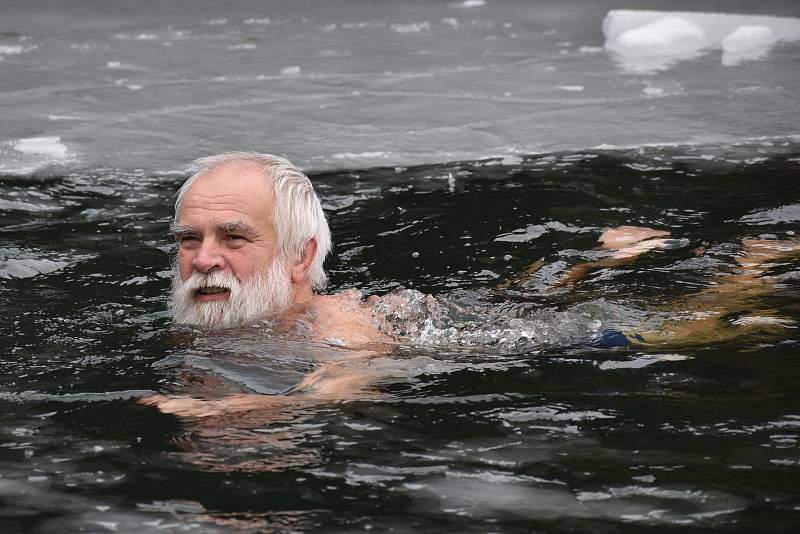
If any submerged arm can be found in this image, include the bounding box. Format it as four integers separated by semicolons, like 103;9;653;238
502;225;679;289
140;359;380;418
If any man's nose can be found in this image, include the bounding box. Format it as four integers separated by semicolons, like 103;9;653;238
191;240;227;274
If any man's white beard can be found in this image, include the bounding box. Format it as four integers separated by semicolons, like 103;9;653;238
169;260;294;329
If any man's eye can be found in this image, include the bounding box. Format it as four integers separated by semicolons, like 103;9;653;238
178;235;199;245
226;235;246;243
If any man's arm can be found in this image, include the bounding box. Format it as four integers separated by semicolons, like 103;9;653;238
502;225;681;289
139;352;381;419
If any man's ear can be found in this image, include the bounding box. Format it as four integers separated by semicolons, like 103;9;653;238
291;238;318;284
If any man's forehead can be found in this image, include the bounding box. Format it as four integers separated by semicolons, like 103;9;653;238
178;164;274;225
185;164;273;202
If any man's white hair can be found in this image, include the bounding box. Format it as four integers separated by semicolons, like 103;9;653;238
174;151;331;290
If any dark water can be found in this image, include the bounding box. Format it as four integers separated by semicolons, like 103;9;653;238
2;140;800;532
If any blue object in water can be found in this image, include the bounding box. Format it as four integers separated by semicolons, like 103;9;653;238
587;330;643;348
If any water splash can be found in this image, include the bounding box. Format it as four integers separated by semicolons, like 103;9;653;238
372;288;644;349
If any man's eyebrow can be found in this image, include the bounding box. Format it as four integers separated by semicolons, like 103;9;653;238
170;223;196;236
218;221;257;234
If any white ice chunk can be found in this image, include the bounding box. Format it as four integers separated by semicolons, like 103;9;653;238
0;45;24;55
280;65;301;75
721;25;776;65
603;10;800;73
606;16;705;57
14;136;68;158
227;43;257;50
332;151;396;162
0;136;72;174
722;25;775;53
391;21;431;34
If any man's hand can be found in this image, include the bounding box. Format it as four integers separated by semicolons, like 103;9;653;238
556;226;678;286
138;394;294;418
597;226;670;250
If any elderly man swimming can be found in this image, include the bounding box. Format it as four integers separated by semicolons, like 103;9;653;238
168;151;798;347
148;151;798;416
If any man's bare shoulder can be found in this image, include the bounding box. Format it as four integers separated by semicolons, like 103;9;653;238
307;289;393;346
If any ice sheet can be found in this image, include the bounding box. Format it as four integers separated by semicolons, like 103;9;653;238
1;1;799;174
